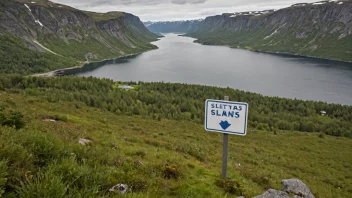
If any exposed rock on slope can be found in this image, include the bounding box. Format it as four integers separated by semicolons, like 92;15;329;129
186;1;352;62
281;179;315;198
254;178;315;198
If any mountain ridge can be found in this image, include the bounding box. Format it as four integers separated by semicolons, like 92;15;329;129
0;0;159;74
144;20;203;33
186;0;352;62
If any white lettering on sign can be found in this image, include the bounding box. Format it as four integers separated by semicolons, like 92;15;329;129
205;99;248;135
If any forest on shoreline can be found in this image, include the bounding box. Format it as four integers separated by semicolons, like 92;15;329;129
1;75;351;138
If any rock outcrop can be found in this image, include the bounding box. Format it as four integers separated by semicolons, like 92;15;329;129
281;179;315;198
254;178;315;198
254;189;292;198
109;184;128;194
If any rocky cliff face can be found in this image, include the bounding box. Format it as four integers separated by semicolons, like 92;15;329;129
144;20;203;33
186;0;352;61
0;0;158;73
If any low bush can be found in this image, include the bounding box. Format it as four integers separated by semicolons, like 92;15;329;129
0;110;24;129
215;178;244;195
161;163;182;179
0;160;8;197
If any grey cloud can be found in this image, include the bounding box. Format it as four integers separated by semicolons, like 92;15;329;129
67;0;208;6
51;0;320;21
54;0;167;7
171;0;207;5
199;10;218;16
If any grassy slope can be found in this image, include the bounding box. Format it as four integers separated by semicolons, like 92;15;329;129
0;91;351;197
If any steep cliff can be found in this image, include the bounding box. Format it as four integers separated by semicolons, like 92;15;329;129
144;20;202;33
186;1;352;62
0;0;159;74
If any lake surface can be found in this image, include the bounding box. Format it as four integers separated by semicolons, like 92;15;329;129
77;33;352;105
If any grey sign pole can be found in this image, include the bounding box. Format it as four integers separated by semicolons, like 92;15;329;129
222;96;229;178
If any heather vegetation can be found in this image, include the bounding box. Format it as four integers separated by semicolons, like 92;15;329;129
0;81;351;197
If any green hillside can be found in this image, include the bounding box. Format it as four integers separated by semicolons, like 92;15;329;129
188;27;352;62
0;35;77;75
186;1;352;62
0;76;351;197
0;0;159;75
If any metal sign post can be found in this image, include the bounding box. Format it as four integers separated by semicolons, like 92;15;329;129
204;96;248;178
222;96;229;178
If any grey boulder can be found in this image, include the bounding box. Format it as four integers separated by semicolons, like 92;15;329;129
253;178;315;198
281;179;315;198
253;189;291;198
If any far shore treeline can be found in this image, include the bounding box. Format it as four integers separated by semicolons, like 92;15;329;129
1;75;351;138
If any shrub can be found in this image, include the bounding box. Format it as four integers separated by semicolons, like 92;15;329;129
0;160;8;197
215;178;244;195
132;150;147;158
128;177;148;192
20;131;68;167
251;175;273;189
162;163;182;179
16;171;67;198
1;111;24;129
47;157;91;188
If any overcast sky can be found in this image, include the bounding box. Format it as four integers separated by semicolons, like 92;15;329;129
51;0;319;21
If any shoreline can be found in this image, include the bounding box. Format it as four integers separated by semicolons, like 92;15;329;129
183;35;352;64
244;49;352;64
31;65;82;77
31;53;142;77
31;49;157;77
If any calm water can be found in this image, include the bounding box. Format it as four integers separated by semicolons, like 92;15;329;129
78;34;352;105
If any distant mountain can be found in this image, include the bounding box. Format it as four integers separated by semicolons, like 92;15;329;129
0;0;159;75
186;0;352;62
143;20;203;33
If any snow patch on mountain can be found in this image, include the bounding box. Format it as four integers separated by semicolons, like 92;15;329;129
24;4;31;11
35;19;43;27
